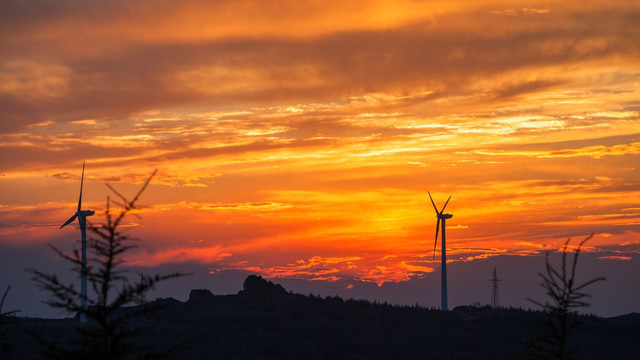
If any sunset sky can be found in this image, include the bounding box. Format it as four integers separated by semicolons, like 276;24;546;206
1;0;639;317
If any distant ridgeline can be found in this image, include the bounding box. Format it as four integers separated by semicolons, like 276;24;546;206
5;275;640;359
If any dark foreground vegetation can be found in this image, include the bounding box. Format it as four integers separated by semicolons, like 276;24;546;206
3;275;640;359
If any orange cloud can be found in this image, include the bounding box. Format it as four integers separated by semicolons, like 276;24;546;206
598;256;632;261
472;142;640;159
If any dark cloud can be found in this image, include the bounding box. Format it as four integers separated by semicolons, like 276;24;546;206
490;79;566;100
49;172;75;180
0;143;151;170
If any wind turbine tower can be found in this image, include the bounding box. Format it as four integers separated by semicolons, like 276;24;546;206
428;191;453;311
490;267;500;309
60;161;95;323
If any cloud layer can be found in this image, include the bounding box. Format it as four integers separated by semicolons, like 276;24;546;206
1;1;639;296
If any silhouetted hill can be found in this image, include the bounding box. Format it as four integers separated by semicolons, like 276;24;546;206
4;275;640;359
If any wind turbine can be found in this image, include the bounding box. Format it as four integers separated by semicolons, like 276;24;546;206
60;161;95;323
428;191;452;311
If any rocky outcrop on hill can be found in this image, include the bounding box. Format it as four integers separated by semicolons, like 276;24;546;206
187;289;216;305
239;275;287;298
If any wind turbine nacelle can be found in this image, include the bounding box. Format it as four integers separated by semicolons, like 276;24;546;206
440;214;453;219
79;210;95;216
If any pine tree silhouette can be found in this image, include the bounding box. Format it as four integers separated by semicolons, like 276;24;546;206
526;234;605;360
27;170;187;359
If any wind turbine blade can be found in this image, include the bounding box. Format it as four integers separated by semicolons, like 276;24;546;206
440;195;452;213
60;214;77;229
428;191;439;214
77;161;85;212
432;218;440;261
